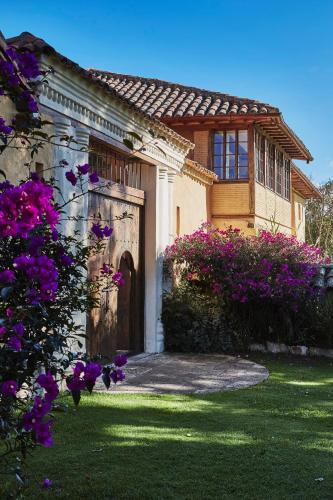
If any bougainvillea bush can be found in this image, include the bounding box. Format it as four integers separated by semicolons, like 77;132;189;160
164;224;326;347
0;41;128;492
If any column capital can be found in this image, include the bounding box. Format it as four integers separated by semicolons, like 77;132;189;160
75;127;90;147
167;171;177;183
53;117;71;137
158;165;168;180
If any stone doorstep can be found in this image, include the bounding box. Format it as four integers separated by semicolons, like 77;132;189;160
250;342;333;358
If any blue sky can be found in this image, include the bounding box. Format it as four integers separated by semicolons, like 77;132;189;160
2;0;332;183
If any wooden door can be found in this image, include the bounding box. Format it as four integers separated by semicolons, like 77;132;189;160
87;191;144;359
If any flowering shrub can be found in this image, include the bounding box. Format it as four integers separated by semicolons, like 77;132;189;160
0;42;128;492
165;224;326;345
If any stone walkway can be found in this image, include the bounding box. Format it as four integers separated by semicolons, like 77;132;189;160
96;353;269;394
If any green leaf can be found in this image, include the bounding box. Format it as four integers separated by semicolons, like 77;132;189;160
155;145;167;156
127;131;143;142
123;138;134;150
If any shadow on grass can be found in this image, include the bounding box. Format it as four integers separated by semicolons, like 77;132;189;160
3;355;333;500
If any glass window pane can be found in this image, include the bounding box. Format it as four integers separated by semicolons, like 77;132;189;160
214;143;223;155
226;142;236;154
238;142;248;154
226;168;236;179
238;154;248;167
214;167;223;179
226;131;236;142
239;167;248;179
226;155;235;167
214;132;224;143
213;155;222;168
238;130;248;142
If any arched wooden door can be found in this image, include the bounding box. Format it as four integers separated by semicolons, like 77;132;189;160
117;252;135;351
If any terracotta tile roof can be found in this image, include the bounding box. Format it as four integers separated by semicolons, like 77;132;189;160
88;70;280;119
6;32;193;152
89;71;313;162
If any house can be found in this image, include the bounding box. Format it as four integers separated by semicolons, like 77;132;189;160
1;31;320;358
89;72;321;240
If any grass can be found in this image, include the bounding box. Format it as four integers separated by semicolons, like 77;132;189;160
2;354;333;499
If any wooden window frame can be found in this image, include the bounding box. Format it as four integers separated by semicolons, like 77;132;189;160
212;130;249;181
266;143;276;191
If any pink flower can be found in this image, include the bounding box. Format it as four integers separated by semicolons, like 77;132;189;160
112;272;125;287
0;379;18;396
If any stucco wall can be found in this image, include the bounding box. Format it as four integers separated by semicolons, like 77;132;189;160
212;216;255;234
0;97;53;182
255;181;292;234
173;171;209;236
292;190;306;241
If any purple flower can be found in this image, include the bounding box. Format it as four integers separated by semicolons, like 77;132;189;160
0;269;15;283
17;90;38;113
51;229;59;241
32;395;52;419
91;223;113;239
73;361;85;377
0;326;7;337
0;379;18;396
110;369;126;384
16;50;41;79
101;263;111;274
91;223;104;239
6;307;14;318
42;478;53;489
112;272;125;287
66;376;86;392
0;117;13;135
0;60;20;86
59;253;73;266
114;354;128;368
103;225;113;237
89;172;99;183
34;420;53;447
36;372;59;402
7;336;21;351
13;323;25;337
23;410;39;431
65;170;77;186
84;362;102;390
28;235;44;256
77;163;90;175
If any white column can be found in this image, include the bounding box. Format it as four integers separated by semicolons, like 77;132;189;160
73;126;90;241
155;165;169;352
53;117;73;235
167;171;177;243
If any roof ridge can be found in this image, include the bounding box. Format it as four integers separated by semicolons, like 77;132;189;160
89;69;279;110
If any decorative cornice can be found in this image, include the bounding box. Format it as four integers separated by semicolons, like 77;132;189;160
182;159;218;186
39;81;186;171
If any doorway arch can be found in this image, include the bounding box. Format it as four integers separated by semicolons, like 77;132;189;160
117;251;136;352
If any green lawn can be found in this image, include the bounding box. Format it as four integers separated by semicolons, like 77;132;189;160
3;354;333;499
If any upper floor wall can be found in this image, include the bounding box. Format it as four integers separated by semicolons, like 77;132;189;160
170;122;312;237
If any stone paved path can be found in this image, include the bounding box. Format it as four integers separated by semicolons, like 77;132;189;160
96;353;269;394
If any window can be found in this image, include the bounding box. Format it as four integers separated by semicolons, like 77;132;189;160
266;143;275;190
255;134;265;184
89;137;143;190
212;130;248;180
284;159;290;200
176;206;180;236
276;151;283;195
35;162;44;177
